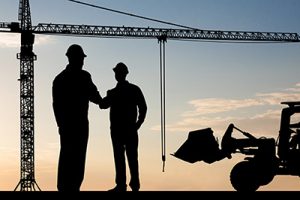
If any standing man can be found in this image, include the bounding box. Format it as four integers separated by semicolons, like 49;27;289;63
52;44;101;191
99;62;147;192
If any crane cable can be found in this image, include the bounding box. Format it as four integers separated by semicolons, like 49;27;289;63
67;1;299;44
159;37;167;172
68;0;200;30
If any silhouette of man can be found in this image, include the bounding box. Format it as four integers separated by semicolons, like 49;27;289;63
52;44;101;191
99;62;147;192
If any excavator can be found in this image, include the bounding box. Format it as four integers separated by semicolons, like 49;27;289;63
173;101;300;191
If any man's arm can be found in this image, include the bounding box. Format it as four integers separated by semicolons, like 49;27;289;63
90;90;102;105
52;80;64;128
87;74;103;105
136;88;147;130
99;90;112;109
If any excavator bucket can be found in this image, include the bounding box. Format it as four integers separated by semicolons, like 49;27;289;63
172;128;225;164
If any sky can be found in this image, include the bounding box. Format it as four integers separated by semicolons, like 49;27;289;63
1;0;300;191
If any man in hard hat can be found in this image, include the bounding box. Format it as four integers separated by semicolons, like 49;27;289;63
52;44;102;191
99;62;147;192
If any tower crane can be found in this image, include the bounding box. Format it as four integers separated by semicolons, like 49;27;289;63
0;0;299;191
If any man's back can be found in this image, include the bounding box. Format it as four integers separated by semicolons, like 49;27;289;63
52;65;99;126
105;81;146;128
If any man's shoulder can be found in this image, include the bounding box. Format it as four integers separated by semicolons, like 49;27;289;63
107;87;115;94
80;70;93;79
129;82;143;92
53;69;65;82
81;69;91;75
127;82;139;88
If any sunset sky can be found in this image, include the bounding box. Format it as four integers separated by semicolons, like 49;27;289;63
1;0;300;191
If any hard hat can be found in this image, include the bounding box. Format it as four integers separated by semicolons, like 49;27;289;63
66;44;87;58
113;62;129;74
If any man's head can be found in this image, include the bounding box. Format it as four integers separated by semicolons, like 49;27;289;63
113;62;129;74
66;44;87;58
66;44;86;69
113;62;129;82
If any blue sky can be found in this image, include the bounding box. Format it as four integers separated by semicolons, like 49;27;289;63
1;0;300;191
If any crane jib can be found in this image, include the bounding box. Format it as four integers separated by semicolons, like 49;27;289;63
1;22;300;42
32;23;300;42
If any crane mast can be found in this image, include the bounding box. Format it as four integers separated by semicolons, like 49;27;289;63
14;0;40;191
0;0;299;192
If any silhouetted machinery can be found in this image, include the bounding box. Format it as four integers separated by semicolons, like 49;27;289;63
2;0;299;191
173;101;300;191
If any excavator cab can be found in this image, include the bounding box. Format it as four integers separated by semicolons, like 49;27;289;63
277;102;300;176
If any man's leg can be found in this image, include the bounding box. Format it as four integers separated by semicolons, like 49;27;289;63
110;134;127;191
126;133;140;191
57;126;88;191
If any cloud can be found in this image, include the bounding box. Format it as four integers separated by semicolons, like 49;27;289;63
35;35;54;46
285;83;300;92
183;84;300;117
256;92;300;105
0;33;20;48
0;33;54;48
154;83;300;137
183;98;264;117
185;83;300;117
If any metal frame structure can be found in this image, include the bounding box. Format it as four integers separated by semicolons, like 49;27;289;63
0;0;299;191
14;0;40;191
